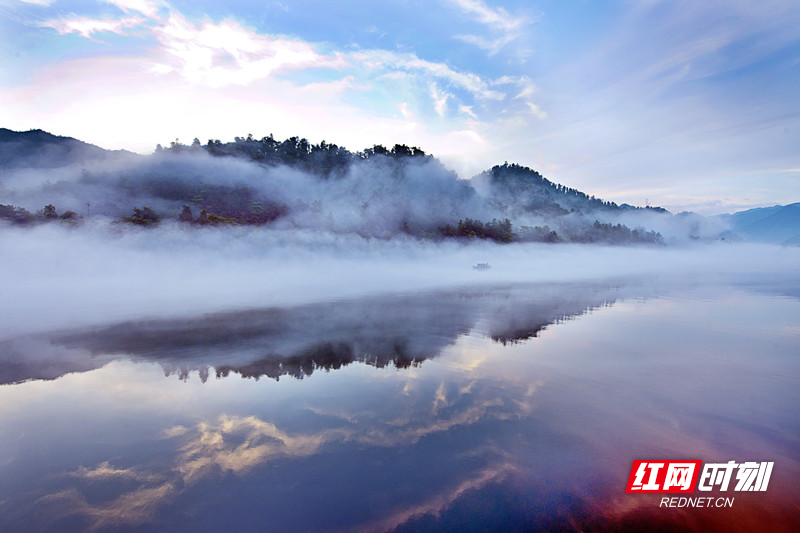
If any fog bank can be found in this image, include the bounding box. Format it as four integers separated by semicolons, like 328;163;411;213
1;221;798;338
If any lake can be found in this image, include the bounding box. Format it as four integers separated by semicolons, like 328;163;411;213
0;278;798;532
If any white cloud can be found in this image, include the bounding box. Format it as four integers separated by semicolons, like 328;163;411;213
526;102;547;120
152;13;347;87
104;0;161;18
430;84;449;117
353;49;504;101
40;15;145;39
447;0;523;32
458;105;477;119
447;0;535;56
454;32;515;56
22;3;511;168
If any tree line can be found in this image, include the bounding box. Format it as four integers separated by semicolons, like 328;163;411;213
157;135;429;179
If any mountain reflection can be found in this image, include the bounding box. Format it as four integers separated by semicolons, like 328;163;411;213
2;283;624;384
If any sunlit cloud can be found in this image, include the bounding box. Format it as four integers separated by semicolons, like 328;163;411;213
31;374;537;528
152;13;348;87
37;483;177;531
177;415;348;482
71;462;163;483
350;463;518;533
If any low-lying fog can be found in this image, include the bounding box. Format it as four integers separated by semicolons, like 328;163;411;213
1;220;798;339
2;136;798;342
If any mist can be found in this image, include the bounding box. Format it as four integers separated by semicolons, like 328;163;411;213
2;131;798;341
1;135;735;244
1;217;799;340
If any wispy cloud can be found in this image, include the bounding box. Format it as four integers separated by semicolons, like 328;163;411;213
104;0;161;18
454;32;516;56
40;15;146;39
430;83;450;117
152;13;347;87
526;102;547;120
447;0;523;32
447;0;535;56
353;49;504;101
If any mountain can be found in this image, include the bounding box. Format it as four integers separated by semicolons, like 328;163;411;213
474;162;670;218
719;203;800;245
0;128;134;169
0;127;669;244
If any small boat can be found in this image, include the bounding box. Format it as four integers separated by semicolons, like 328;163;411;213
472;263;491;271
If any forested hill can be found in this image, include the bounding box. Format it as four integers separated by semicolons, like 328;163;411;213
0;128;134;169
478;163;668;217
158;134;659;219
0;128;671;245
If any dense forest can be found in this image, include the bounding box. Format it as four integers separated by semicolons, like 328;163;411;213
0;128;670;245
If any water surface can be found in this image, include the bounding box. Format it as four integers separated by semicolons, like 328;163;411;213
0;280;798;532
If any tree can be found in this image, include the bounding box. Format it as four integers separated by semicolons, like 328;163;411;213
42;204;58;220
60;210;80;222
121;206;161;226
178;205;194;222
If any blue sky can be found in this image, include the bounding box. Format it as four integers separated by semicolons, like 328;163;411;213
1;0;798;214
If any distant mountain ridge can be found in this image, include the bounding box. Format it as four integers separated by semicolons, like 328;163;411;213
719;203;800;245
0;128;134;169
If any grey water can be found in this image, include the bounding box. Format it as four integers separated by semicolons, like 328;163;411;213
0;279;798;532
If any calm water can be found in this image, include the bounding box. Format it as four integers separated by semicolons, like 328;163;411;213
0;280;798;532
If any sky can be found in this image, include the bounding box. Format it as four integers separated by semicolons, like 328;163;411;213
0;0;798;215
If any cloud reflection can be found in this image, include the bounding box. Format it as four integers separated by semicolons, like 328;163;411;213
29;368;538;530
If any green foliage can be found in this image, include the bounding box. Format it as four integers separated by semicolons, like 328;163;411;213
42;204;58;219
192;208;237;226
120;206;161;226
60;210;80;223
517;225;560;243
570;221;664;245
162;134;428;179
488;162;621;212
0;204;35;225
439;217;514;243
207;213;237;225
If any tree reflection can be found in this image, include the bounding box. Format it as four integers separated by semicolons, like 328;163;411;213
1;283;625;384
